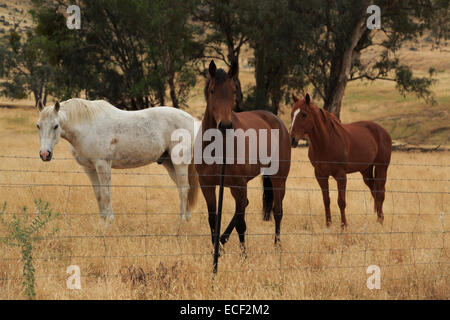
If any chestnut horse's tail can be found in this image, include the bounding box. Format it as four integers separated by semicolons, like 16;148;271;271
262;175;274;221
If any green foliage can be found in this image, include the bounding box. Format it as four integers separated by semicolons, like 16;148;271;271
291;0;446;117
0;200;60;300
240;0;304;114
3;0;448;115
32;0;203;109
0;28;53;104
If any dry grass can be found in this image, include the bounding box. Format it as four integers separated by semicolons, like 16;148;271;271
0;13;448;300
0;118;448;299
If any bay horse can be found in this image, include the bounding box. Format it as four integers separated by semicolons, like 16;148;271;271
290;93;392;228
195;60;291;253
36;98;198;223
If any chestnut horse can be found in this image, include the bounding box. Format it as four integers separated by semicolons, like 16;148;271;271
290;93;392;227
195;61;291;252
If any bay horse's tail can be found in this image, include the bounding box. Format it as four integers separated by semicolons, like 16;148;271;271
262;175;274;221
187;162;199;211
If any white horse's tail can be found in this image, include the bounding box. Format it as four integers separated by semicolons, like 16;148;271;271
187;162;198;211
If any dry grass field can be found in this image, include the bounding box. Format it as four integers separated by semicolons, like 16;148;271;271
0;2;448;299
0;112;448;299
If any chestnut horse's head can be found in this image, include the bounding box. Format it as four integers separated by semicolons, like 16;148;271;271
290;93;315;147
205;60;238;130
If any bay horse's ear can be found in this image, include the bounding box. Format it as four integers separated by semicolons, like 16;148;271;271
209;60;216;78
54;101;60;113
292;94;299;103
228;60;238;79
36;99;44;112
305;93;311;105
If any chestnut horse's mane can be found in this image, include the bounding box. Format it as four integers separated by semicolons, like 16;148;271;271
315;104;341;133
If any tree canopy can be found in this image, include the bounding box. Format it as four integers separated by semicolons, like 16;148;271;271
0;0;447;115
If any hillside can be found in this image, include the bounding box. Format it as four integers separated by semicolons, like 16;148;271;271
0;2;448;146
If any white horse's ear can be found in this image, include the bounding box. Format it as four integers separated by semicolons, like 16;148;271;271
54;101;60;113
37;100;44;112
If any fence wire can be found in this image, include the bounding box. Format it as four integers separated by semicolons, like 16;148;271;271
0;154;448;299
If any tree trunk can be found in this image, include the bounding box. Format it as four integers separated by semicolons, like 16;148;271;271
323;11;368;119
156;85;166;106
254;45;269;109
270;90;282;115
168;72;179;108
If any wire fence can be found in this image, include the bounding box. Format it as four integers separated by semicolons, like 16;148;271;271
0;154;448;299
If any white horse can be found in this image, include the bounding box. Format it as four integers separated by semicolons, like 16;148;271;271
36;98;199;223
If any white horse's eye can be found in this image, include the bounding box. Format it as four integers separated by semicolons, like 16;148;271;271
54;124;59;130
37;124;40;130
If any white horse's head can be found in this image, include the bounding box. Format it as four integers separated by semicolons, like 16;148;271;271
36;100;62;161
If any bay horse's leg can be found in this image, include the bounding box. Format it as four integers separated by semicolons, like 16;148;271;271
271;177;286;246
229;185;248;254
272;179;286;245
315;170;331;227
199;180;217;245
220;215;237;245
374;165;388;224
220;197;250;245
335;173;347;229
361;165;375;199
94;160;114;222
83;167;103;215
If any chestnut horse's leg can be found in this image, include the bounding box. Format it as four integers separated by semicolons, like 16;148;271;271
315;170;331;227
361;165;376;200
229;185;248;254
199;181;217;245
374;165;388;224
335;173;347;229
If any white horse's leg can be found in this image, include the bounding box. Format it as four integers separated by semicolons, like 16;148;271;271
173;163;190;221
83;167;103;214
162;160;189;221
94;160;114;222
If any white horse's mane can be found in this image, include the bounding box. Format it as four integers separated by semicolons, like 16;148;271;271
43;98;114;124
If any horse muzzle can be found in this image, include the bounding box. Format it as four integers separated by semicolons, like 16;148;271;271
218;121;233;131
291;137;299;148
39;150;53;161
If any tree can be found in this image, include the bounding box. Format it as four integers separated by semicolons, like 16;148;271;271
0;29;54;105
293;0;448;119
240;0;304;114
32;0;203;109
194;0;247;111
146;0;203;108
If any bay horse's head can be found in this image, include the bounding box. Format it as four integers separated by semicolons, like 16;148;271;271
36;100;62;161
205;60;238;130
290;93;314;147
